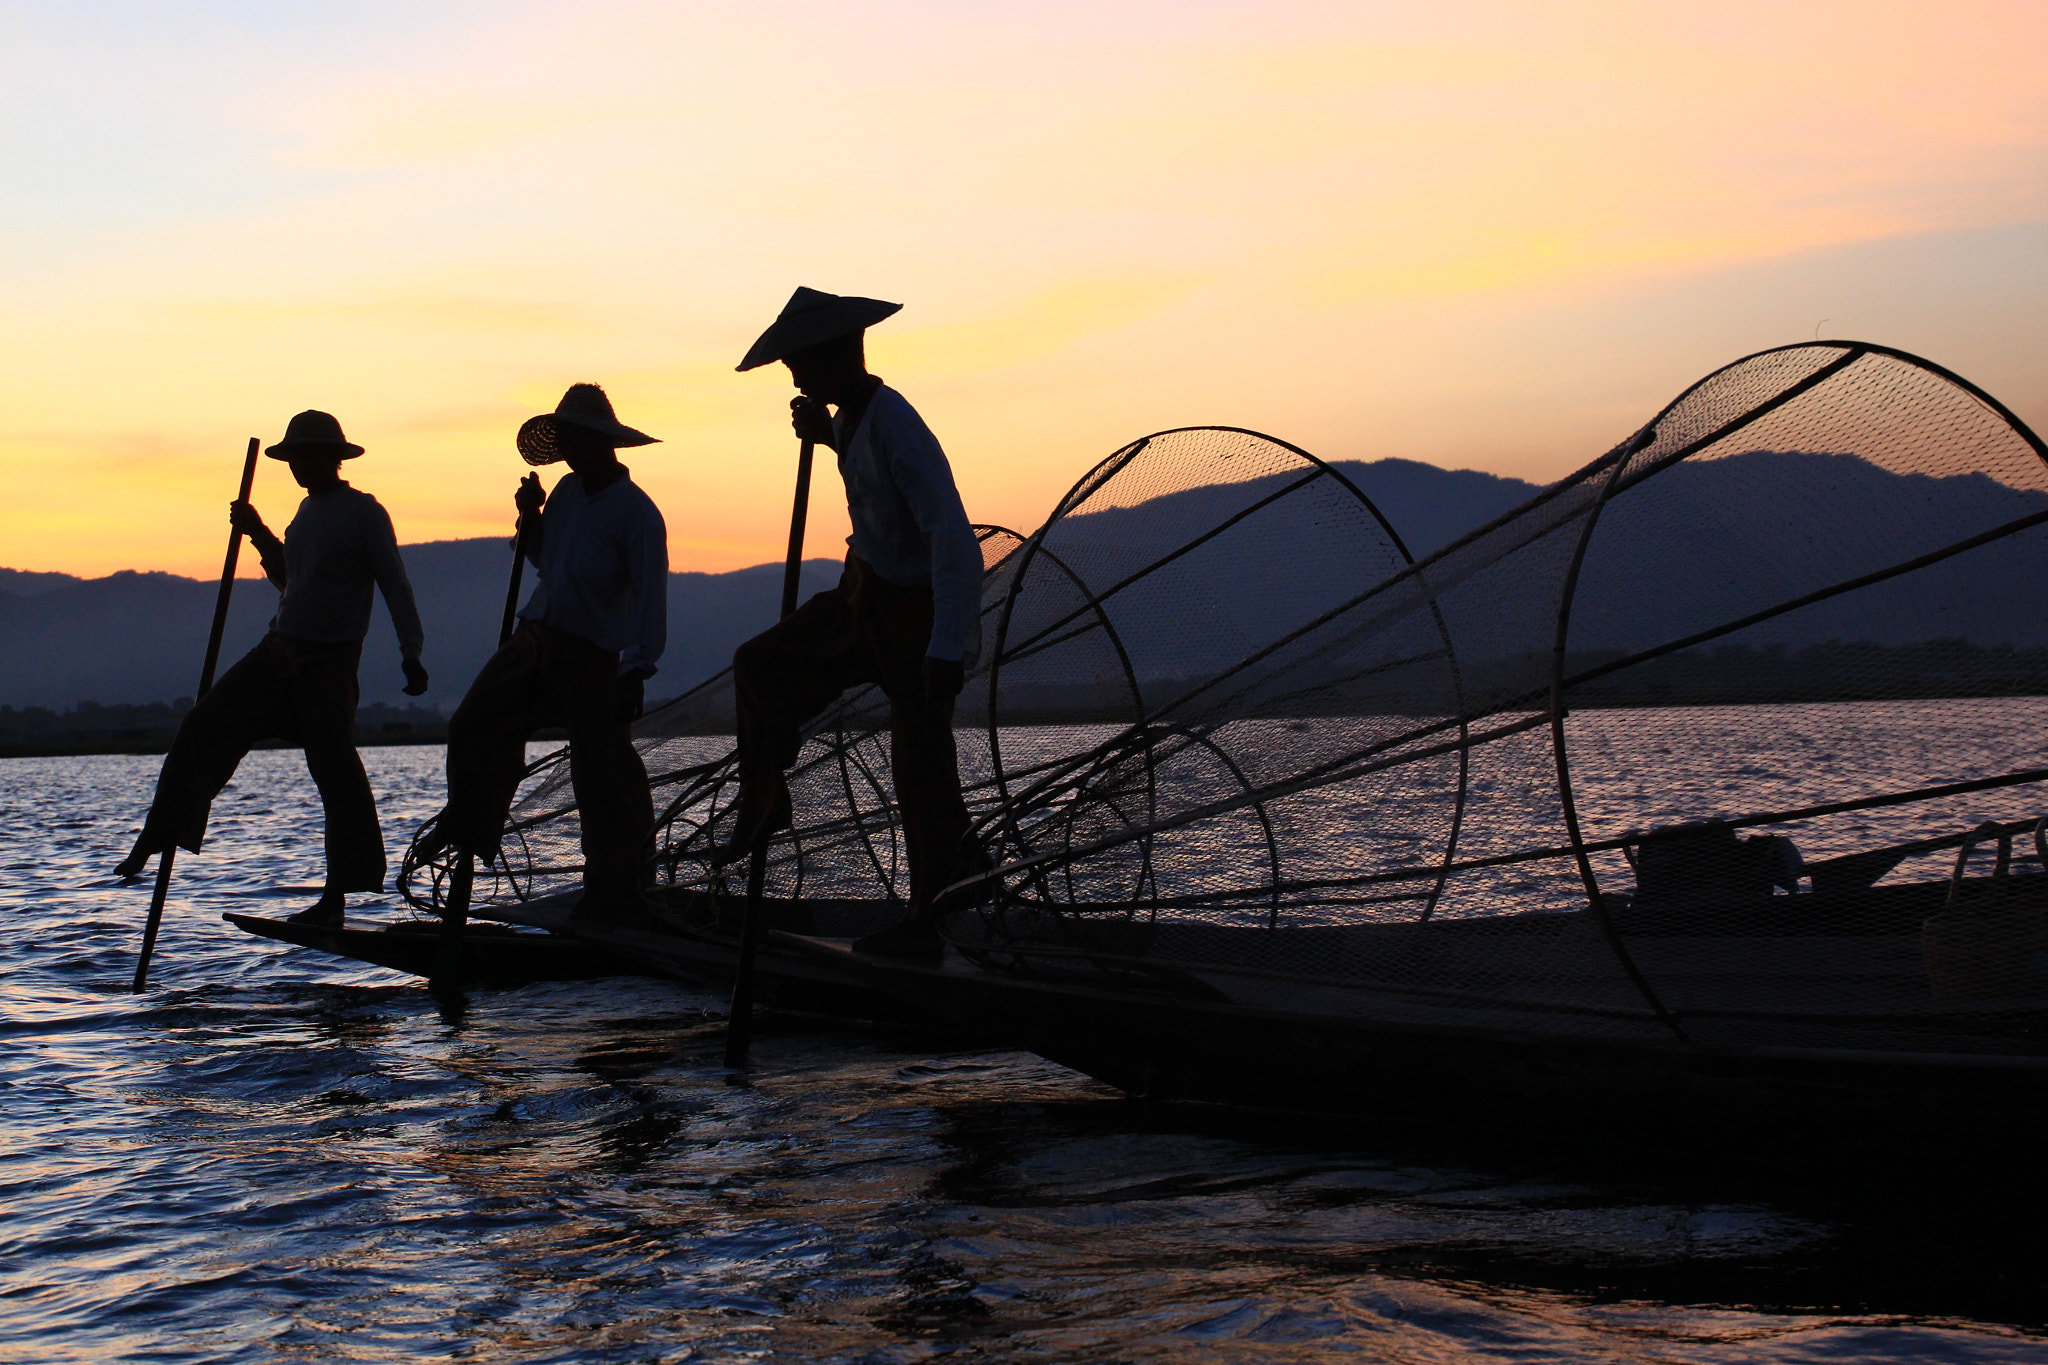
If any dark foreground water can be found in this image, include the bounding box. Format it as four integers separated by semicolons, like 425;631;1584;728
5;745;2047;1363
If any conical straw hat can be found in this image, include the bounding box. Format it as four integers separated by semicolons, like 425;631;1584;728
516;383;660;466
736;286;902;372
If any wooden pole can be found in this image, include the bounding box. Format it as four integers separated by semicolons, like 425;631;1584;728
724;438;814;1068
779;441;815;619
498;508;531;648
429;850;474;997
722;846;770;1068
133;437;260;993
433;496;528;999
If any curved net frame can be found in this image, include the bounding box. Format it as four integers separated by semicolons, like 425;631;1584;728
400;526;1033;934
966;427;1441;923
401;346;2048;1057
398;421;1412;927
953;343;2048;1055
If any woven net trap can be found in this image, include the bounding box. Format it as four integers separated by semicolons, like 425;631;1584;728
401;341;2048;1056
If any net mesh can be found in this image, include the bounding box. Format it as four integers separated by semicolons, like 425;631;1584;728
400;342;2048;1056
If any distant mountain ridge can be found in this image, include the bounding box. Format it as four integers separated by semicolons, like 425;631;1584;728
13;451;2028;716
0;458;1542;712
0;568;80;597
0;547;847;712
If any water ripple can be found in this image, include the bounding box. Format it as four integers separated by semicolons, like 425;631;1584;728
1;743;2044;1361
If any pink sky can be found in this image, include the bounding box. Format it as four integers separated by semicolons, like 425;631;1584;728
1;0;2043;578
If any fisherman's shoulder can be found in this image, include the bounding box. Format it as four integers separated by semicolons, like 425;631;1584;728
330;484;399;532
870;384;925;425
617;476;667;526
868;386;944;453
337;484;390;514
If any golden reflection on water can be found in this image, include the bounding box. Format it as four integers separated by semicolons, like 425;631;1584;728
2;741;2046;1361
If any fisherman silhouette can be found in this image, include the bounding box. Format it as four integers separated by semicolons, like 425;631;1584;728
428;383;666;921
114;410;429;926
725;288;982;957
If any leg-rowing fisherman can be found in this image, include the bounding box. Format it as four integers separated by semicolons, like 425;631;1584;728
433;384;668;921
113;411;429;925
726;287;983;957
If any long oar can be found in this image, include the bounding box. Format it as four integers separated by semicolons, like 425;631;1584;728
498;505;533;648
776;441;815;620
429;501;531;998
725;438;815;1069
133;437;260;993
428;850;474;999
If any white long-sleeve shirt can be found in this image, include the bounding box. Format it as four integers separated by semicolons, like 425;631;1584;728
518;469;668;677
834;385;981;662
263;484;424;658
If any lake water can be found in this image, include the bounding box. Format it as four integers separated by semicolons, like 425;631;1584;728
5;736;2048;1363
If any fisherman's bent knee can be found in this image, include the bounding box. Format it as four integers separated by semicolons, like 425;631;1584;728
732;637;776;687
447;694;492;749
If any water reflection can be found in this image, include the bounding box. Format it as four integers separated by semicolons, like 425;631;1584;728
2;745;2045;1362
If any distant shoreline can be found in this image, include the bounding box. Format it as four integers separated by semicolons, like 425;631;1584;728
0;724;584;761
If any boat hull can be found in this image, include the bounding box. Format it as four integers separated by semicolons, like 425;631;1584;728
224;912;633;983
491;902;935;1024
227;892;938;1023
791;936;2048;1142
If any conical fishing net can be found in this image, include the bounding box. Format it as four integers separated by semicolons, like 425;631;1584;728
403;341;2048;1058
955;342;2048;1055
401;526;1035;937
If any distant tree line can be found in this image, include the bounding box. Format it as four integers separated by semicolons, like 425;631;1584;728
6;637;2043;756
0;698;451;758
1560;638;2048;708
996;637;2048;723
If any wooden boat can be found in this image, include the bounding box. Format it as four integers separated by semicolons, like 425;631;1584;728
225;887;933;1021
222;894;643;984
401;343;2048;1144
223;908;633;983
783;867;2048;1138
486;888;939;1022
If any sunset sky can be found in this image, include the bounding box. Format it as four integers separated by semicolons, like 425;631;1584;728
2;0;2044;579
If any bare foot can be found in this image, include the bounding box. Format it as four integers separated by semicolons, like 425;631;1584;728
114;850;151;879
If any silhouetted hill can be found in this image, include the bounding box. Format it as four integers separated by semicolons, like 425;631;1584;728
1040;450;2048;690
0;545;843;711
1;457;1537;714
10;452;2031;718
0;568;75;596
1325;458;1543;558
1065;458;1539;562
1568;451;2048;653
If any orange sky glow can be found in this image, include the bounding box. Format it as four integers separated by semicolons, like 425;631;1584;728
2;0;2044;579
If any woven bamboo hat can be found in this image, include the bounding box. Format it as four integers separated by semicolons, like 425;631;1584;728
516;383;660;466
736;287;902;372
265;410;364;460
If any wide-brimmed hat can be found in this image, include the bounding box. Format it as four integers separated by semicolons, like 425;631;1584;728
736;287;902;372
516;383;660;466
265;410;364;460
